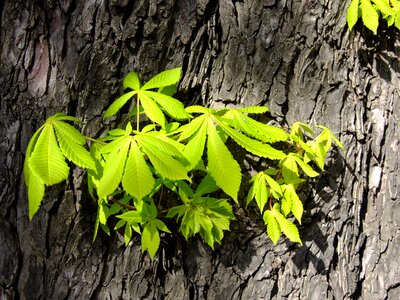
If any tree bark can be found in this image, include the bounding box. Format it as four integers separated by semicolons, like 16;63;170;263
1;0;399;299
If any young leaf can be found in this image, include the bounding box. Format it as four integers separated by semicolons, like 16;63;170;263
124;224;133;246
139;141;189;181
143;91;190;120
292;155;320;177
97;139;130;200
28;172;45;220
103;91;137;119
281;156;303;184
138;91;166;127
254;175;269;212
183;123;207;170
361;0;380;34
195;174;220;196
123;71;141;90
237;106;269;114
141;68;181;90
347;0;360;31
215;117;286;160
53;121;96;170
207;120;242;201
122;140;155;200
285;184;303;224
271;204;302;244
29;125;70;185
263;210;281;245
142;222;161;259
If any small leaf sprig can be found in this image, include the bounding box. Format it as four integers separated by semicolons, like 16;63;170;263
24;68;343;259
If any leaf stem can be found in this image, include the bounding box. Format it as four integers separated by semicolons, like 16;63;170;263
136;95;140;131
85;136;107;145
108;196;136;210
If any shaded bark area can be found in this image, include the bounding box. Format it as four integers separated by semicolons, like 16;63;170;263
1;0;399;299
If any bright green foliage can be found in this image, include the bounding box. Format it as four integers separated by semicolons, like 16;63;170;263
24;68;343;258
167;184;235;249
103;68;189;127
347;0;400;33
118;200;171;259
24;113;95;219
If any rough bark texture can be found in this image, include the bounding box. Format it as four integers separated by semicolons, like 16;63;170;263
1;0;399;299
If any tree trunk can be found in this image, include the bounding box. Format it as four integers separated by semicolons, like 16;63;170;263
1;0;399;299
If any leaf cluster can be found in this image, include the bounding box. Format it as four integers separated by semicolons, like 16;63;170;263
24;68;343;259
347;0;400;34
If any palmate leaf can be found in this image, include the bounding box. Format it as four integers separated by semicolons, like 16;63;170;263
237;106;269;114
29;125;70;185
347;0;360;31
207;119;242;201
373;0;393;16
141;68;181;90
361;0;380;34
177;115;207;141
24;125;44;187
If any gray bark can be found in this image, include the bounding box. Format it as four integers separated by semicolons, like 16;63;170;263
1;0;399;299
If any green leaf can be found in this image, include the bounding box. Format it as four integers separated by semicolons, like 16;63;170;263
361;0;380;34
141;68;181;90
29;125;69;185
103;91;137;119
292;155;320;177
281;156;303;184
178;115;207;141
195;174;220;196
285;184;303;224
347;0;360;31
263;174;283;198
143;91;190;120
215;117;286;160
50;113;82;123
141;142;189;181
152;219;171;233
124;224;133;246
263;210;281;245
372;0;393;16
237;106;269;114
272;204;302;244
183;122;207;170
117;210;143;224
24;125;44;187
185;105;211;114
142;222;160;259
254;175;269;212
97;138;130;200
123;71;141;90
28;172;45;220
207;120;242;201
53;121;96;170
138;90;166;127
122;140;155;200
